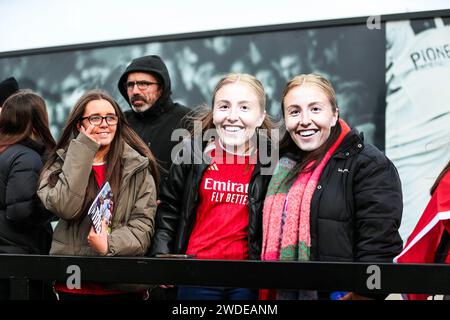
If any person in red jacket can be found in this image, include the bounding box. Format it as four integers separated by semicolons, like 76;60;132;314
395;159;450;300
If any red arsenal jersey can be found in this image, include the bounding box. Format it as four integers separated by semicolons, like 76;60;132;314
186;144;255;260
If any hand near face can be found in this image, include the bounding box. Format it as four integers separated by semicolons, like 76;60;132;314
79;99;118;148
87;218;108;255
79;123;99;144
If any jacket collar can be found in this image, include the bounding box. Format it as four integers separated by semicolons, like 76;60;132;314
56;141;148;175
333;129;364;159
121;142;149;177
19;138;46;155
187;135;274;167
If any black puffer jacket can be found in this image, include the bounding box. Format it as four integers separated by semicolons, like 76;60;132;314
118;55;191;180
293;129;403;262
0;140;53;254
149;140;273;260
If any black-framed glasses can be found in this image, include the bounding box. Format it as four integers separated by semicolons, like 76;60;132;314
80;115;118;126
125;80;160;91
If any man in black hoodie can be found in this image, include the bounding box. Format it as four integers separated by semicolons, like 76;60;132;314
0;76;19;108
118;55;191;181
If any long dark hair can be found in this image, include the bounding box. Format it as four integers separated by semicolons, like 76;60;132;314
0;90;56;153
39;90;159;216
430;160;450;195
279;74;340;178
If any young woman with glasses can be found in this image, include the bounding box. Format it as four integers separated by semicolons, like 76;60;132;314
38;89;159;300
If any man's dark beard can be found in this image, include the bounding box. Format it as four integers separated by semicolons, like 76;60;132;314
131;94;148;104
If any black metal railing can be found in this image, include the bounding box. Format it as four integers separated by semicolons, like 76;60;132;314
1;254;449;300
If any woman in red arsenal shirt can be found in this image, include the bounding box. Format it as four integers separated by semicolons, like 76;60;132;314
150;73;275;300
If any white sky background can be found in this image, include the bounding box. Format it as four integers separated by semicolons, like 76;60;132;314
0;0;449;53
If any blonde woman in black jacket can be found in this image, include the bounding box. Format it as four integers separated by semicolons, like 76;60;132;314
261;74;403;300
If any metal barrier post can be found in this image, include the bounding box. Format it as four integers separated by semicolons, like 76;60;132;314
9;277;30;300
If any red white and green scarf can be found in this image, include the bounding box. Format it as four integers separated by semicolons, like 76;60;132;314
261;119;351;262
